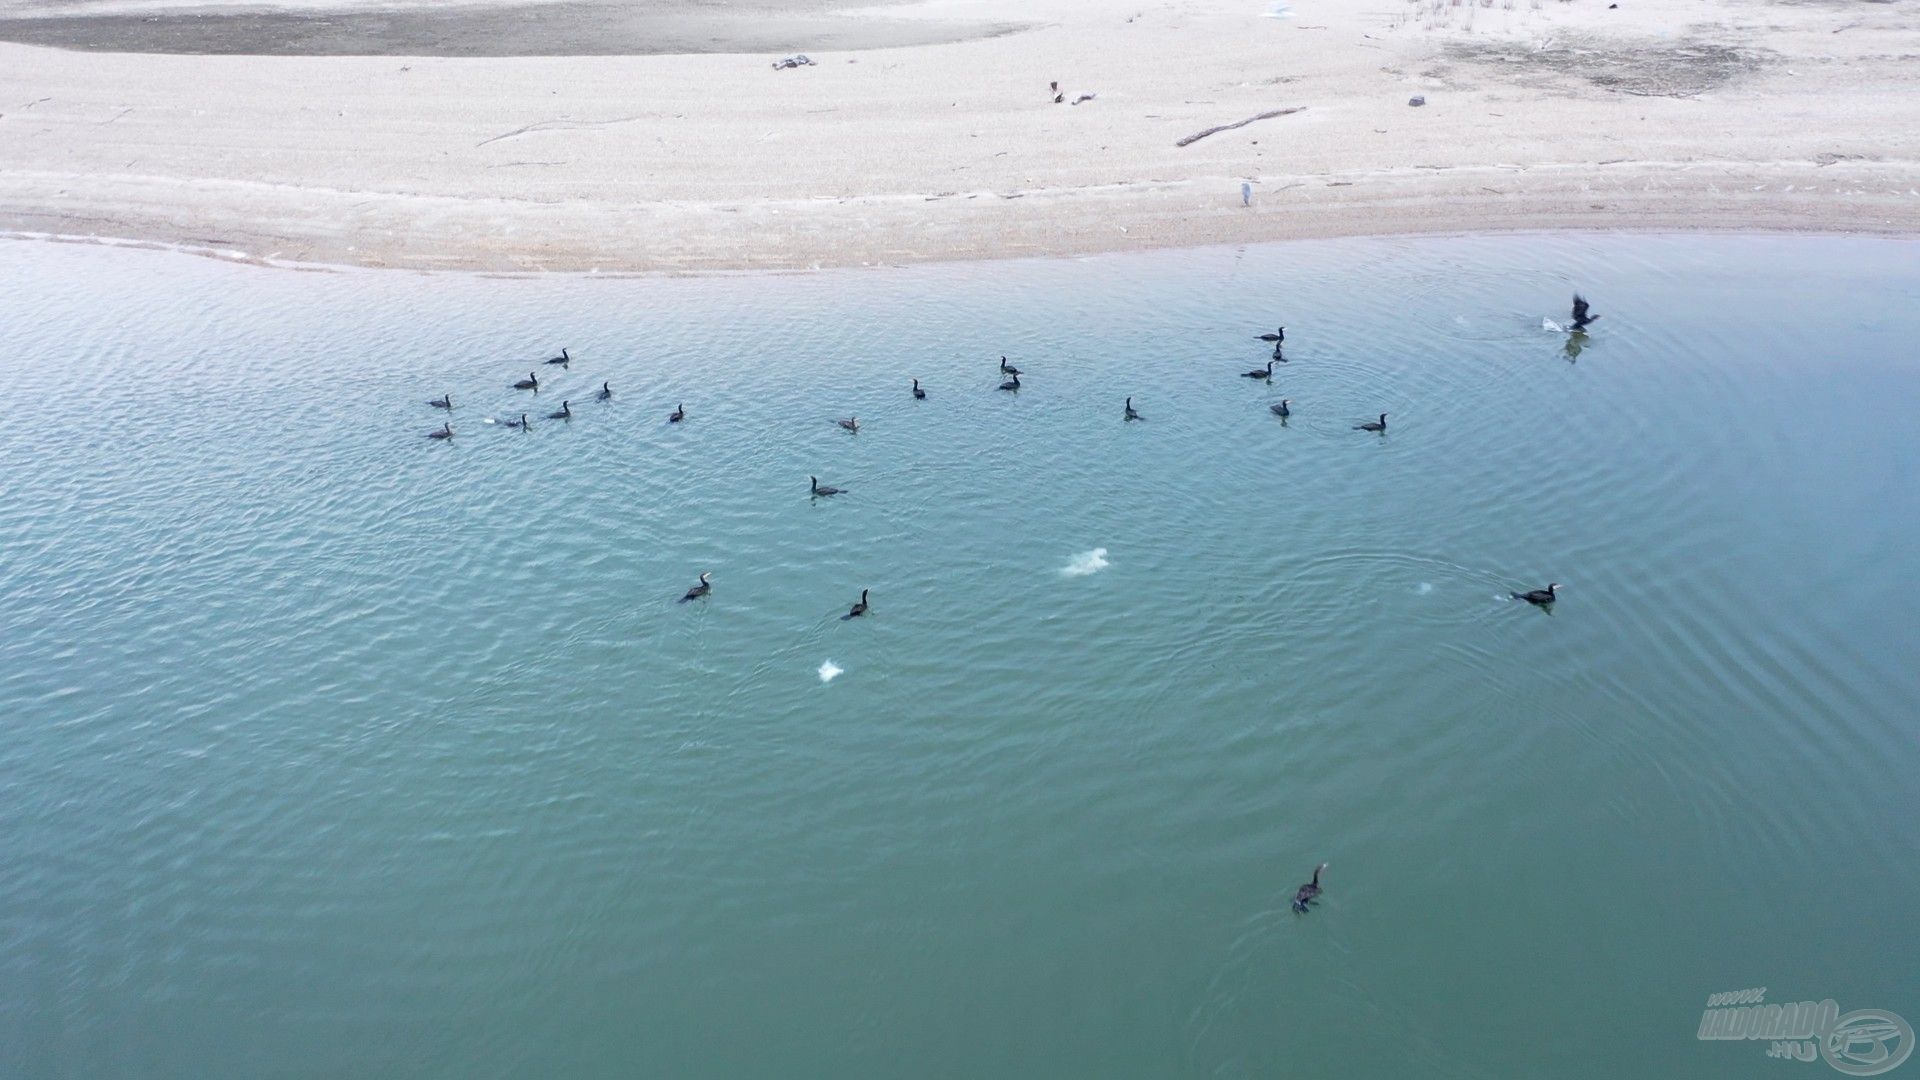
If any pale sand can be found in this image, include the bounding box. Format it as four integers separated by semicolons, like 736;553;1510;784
1;0;1916;273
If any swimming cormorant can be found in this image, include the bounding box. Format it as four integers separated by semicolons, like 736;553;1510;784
427;422;453;440
1511;583;1561;606
597;381;613;401
503;413;531;430
513;372;539;391
1242;360;1275;380
810;476;844;497
1292;863;1327;913
545;348;571;367
1124;396;1141;421
548;401;571;421
668;403;685;423
679;572;711;603
999;356;1021;376
429;393;452;410
1270;398;1291;418
1354;413;1387;432
912;378;926;400
847;589;869;618
837;417;860;433
999;372;1021;391
1257;327;1285;343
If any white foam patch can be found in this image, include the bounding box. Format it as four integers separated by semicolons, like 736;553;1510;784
817;660;843;684
1542;318;1565;333
1416;582;1434;595
1061;548;1110;577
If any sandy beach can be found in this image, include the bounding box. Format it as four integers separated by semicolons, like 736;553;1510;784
2;0;1916;273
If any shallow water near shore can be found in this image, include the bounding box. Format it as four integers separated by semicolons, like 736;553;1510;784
0;0;1018;56
2;233;1917;1078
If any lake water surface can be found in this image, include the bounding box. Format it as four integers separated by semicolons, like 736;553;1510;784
2;233;1917;1078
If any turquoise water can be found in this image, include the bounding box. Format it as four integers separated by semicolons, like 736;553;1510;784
2;234;1917;1078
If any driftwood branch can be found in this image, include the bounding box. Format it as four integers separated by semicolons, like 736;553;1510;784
1175;106;1305;148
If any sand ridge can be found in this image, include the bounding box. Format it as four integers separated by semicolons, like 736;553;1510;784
1;0;1916;272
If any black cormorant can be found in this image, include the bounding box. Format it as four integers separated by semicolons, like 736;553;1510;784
1292;864;1327;913
1511;583;1561;606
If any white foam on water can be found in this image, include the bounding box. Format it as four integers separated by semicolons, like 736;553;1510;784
1416;582;1434;595
1061;548;1110;577
1542;318;1565;333
817;660;843;684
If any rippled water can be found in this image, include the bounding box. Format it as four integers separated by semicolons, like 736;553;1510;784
2;234;1917;1078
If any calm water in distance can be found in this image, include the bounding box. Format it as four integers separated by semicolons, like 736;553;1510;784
2;233;1917;1078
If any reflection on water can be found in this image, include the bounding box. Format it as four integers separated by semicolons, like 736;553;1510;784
1;233;1916;1079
